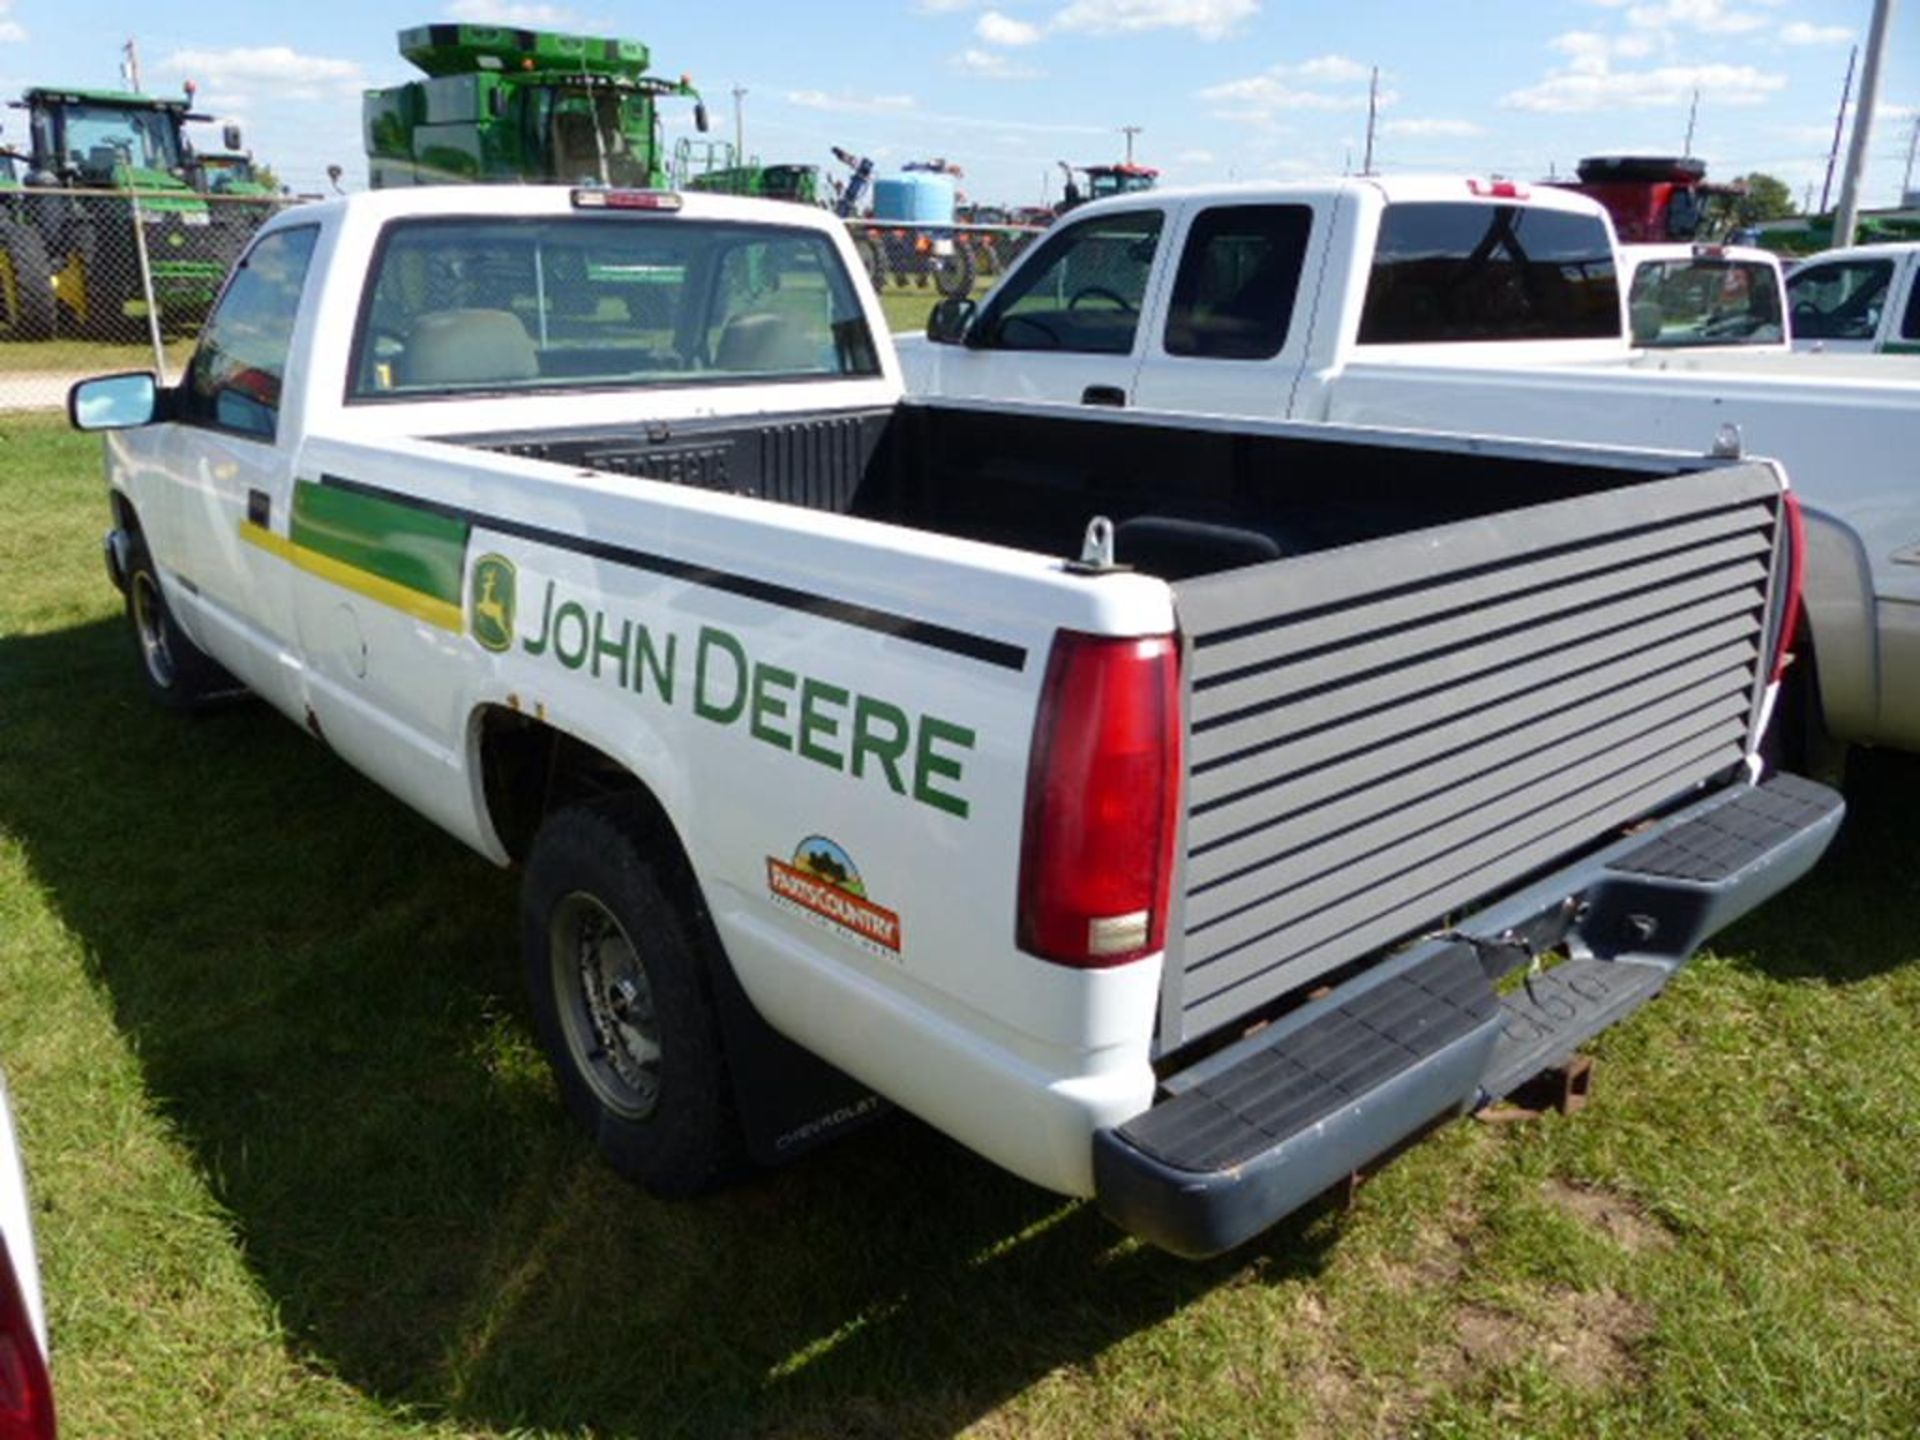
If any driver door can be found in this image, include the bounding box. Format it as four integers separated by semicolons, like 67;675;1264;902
928;207;1167;406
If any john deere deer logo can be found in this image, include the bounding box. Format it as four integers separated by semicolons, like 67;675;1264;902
470;555;516;653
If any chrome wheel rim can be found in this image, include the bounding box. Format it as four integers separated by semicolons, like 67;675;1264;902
550;891;661;1120
131;571;176;689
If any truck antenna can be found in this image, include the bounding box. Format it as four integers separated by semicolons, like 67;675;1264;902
1361;67;1379;175
1121;125;1141;165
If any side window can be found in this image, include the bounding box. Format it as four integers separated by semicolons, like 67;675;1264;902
1787;260;1893;340
1163;204;1313;360
1901;266;1920;342
181;226;318;440
1359;203;1619;343
975;209;1163;355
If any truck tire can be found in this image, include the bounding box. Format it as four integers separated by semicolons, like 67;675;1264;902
0;223;57;341
934;244;976;300
521;796;747;1196
124;537;242;708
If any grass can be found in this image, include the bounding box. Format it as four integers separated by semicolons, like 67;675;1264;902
2;410;1917;1438
0;337;196;375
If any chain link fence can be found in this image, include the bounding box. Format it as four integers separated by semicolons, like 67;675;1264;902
844;219;1045;303
0;189;308;411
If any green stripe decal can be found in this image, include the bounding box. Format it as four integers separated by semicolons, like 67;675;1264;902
290;479;470;606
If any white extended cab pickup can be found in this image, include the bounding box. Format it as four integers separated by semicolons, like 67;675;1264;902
73;186;1842;1258
904;176;1920;767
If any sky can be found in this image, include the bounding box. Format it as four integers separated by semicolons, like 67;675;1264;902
0;0;1914;209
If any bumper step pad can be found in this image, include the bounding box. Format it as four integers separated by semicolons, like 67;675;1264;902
1608;773;1841;883
1119;945;1496;1174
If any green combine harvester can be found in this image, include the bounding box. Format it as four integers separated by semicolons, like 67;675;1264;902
0;83;264;339
364;23;710;189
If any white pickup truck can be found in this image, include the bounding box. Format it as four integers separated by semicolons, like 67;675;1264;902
1786;242;1920;355
72;185;1841;1258
903;176;1920;765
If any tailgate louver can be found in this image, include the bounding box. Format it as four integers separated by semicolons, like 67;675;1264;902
1162;464;1783;1049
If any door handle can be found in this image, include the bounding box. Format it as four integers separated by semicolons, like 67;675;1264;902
1081;385;1127;407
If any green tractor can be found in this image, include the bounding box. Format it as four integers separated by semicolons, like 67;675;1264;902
364;23;710;189
0;84;261;339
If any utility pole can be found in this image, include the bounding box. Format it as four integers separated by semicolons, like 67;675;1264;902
1121;125;1141;164
1832;0;1898;247
731;85;747;161
121;37;142;92
1683;88;1700;154
1362;66;1379;175
1903;113;1919;202
1819;45;1857;213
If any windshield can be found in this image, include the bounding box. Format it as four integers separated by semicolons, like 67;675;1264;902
1627;259;1783;347
351;216;880;400
59;103;183;177
543;86;654;187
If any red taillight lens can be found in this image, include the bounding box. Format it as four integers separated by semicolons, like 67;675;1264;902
1018;631;1182;968
1772;489;1807;683
0;1244;54;1440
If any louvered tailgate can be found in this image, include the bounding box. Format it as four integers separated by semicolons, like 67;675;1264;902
1163;462;1784;1049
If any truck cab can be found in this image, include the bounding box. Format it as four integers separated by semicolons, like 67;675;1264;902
1786;243;1920;354
1622;243;1788;351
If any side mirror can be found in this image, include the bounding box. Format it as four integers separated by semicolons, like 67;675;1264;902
69;372;158;432
927;296;976;346
487;89;508;119
694;102;710;134
222;122;243;151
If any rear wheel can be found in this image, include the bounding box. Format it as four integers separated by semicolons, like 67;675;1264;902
521;796;747;1196
124;536;241;709
0;223;57;340
934;243;977;299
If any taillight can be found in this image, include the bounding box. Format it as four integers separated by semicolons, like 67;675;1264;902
1772;489;1807;683
0;1243;54;1440
1018;631;1181;968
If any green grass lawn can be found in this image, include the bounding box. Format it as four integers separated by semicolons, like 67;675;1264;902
2;411;1917;1438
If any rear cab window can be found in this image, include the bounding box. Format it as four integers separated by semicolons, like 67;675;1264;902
1627;258;1784;346
1162;204;1314;360
348;216;880;401
971;209;1163;355
1359;202;1619;344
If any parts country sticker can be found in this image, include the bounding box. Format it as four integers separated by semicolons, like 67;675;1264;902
766;836;902;957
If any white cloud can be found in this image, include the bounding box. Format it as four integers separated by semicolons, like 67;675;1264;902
1380;117;1485;137
918;0;978;10
1052;0;1258;42
1621;0;1770;34
444;0;580;23
976;10;1044;44
785;89;917;113
159;46;365;102
1503;60;1785;112
1551;29;1656;73
1779;21;1852;45
0;1;23;43
1176;147;1217;163
1197;54;1385;124
950;47;1044;79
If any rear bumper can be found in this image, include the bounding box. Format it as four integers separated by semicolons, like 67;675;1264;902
1094;774;1844;1258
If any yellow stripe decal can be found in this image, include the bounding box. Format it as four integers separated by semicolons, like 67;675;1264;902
240;521;465;634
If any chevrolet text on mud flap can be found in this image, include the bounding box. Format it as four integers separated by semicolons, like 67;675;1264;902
76;184;1841;1259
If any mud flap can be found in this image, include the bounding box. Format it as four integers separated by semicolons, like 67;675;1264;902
707;949;891;1165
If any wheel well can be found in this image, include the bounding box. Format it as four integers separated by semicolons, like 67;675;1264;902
475;705;686;872
110;490;141;537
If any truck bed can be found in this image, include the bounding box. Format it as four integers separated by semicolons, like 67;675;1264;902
454;399;1790;1054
